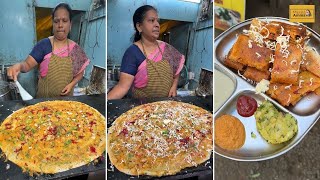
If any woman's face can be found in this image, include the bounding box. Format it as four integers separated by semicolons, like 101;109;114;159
138;9;160;40
52;8;71;41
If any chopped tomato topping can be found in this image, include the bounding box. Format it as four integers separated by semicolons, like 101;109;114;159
71;139;77;144
86;112;93;116
43;107;49;111
48;126;57;136
194;130;205;138
4;123;12;129
128;121;135;125
179;137;190;145
14;147;22;153
120;128;128;136
40;134;48;141
90;146;96;153
89;121;96;127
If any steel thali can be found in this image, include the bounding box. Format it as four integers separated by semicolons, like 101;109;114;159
214;17;320;161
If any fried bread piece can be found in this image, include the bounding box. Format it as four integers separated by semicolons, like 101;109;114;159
249;18;308;44
271;43;302;85
228;34;272;71
315;87;320;95
250;18;281;42
267;71;320;106
243;67;271;82
304;46;320;77
224;57;245;71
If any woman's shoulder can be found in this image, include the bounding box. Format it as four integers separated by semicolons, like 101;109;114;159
37;37;51;46
68;39;77;45
33;37;52;52
122;43;145;62
124;43;141;55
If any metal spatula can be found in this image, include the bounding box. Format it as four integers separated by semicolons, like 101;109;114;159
15;81;33;101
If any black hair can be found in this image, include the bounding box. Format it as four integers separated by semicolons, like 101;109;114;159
52;3;73;21
132;5;158;42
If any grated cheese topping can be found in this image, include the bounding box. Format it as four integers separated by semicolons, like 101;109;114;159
284;84;292;90
299;80;304;88
290;59;297;65
282;60;288;66
248;40;253;48
287;94;292;105
238;70;247;80
265;40;276;51
256;52;261;58
276;28;290;58
290;68;300;74
273;85;278;90
269;54;275;63
255;79;270;94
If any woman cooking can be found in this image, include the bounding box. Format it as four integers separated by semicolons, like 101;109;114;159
7;3;90;98
107;5;185;100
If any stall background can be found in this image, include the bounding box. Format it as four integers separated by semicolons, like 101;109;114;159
0;0;106;97
107;0;213;90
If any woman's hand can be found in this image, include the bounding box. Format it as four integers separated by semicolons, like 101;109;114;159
7;64;22;81
168;74;180;97
61;83;74;96
168;86;177;97
61;71;84;96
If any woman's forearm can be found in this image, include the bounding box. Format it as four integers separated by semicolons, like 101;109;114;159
70;71;84;87
107;72;134;100
107;84;130;100
172;74;179;89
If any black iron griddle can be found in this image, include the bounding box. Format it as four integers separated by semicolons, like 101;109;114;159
0;94;106;180
107;96;213;180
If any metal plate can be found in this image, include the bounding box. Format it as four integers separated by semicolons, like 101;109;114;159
214;17;320;161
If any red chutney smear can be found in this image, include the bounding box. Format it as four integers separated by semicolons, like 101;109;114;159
236;95;258;117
